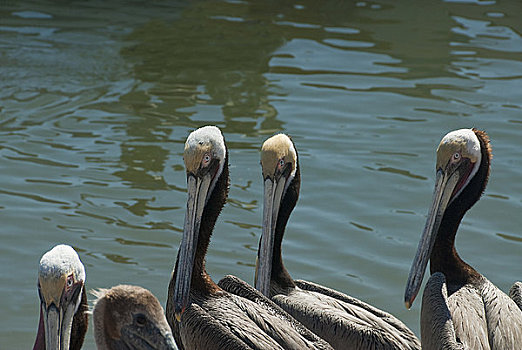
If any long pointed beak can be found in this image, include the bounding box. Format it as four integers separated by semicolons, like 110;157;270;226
174;173;212;321
255;176;287;297
161;332;178;350
34;280;84;350
121;323;178;350
404;169;460;308
39;302;76;350
44;304;61;350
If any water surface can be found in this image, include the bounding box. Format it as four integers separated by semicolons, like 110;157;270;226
1;1;521;348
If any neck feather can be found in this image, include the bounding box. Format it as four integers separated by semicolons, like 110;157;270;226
271;163;300;295
173;152;229;296
193;153;229;294
70;285;88;350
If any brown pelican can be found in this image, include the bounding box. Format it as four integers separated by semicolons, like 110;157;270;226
92;284;177;350
32;244;88;350
404;128;522;349
253;133;421;350
166;126;333;350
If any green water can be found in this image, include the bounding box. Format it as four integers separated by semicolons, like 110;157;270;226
1;1;521;348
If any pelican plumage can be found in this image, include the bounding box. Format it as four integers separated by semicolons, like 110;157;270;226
252;133;421;350
404;128;522;349
166;126;333;350
92;284;177;350
32;244;88;350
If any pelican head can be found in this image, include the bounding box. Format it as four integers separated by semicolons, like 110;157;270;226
173;126;227;321
404;128;487;309
34;244;86;350
93;285;177;350
255;133;298;297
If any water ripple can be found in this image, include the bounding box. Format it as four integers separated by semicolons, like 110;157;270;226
4;155;78;168
270;39;405;75
497;233;522;243
25;179;72;186
350;221;374;232
364;166;428;180
227;198;258;211
114;237;171;248
225;220;262;230
0;188;69;205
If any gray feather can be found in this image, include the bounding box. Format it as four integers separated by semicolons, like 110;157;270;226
268;279;421;350
509;281;522;312
420;273;466;350
421;272;522;350
218;275;333;350
169;276;334;350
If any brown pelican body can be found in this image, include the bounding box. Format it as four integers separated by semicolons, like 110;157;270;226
404;128;522;349
252;134;421;350
33;244;88;350
166;126;333;350
92;285;177;350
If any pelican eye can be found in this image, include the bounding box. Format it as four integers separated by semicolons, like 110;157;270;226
66;274;74;289
202;153;211;167
278;158;285;168
452;152;461;162
135;313;147;327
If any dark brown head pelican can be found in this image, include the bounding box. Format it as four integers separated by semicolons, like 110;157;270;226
166;126;333;350
92;285;177;350
254;134;421;350
33;244;88;350
404;128;522;349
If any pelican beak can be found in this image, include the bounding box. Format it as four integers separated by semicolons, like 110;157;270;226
255;175;287;297
121;320;178;350
44;304;66;350
147;331;178;350
174;172;212;321
404;167;462;308
161;332;178;350
34;281;83;350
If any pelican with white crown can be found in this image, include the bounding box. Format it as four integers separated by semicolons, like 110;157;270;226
251;133;421;350
32;244;88;350
404;128;522;349
166;126;333;350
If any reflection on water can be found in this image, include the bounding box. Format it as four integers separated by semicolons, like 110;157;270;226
103;253;137;265
114;237;172;248
227;198;258;211
225;220;262;230
1;0;522;348
120;0;286;136
363;165;428;181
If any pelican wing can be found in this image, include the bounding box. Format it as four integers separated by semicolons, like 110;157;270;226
287;279;420;350
509;281;522;312
175;302;255;350
420;273;467;350
480;279;522;349
219;275;333;350
447;284;490;349
219;275;279;307
422;273;522;350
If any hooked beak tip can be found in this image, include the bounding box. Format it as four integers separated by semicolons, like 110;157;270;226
404;298;413;309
